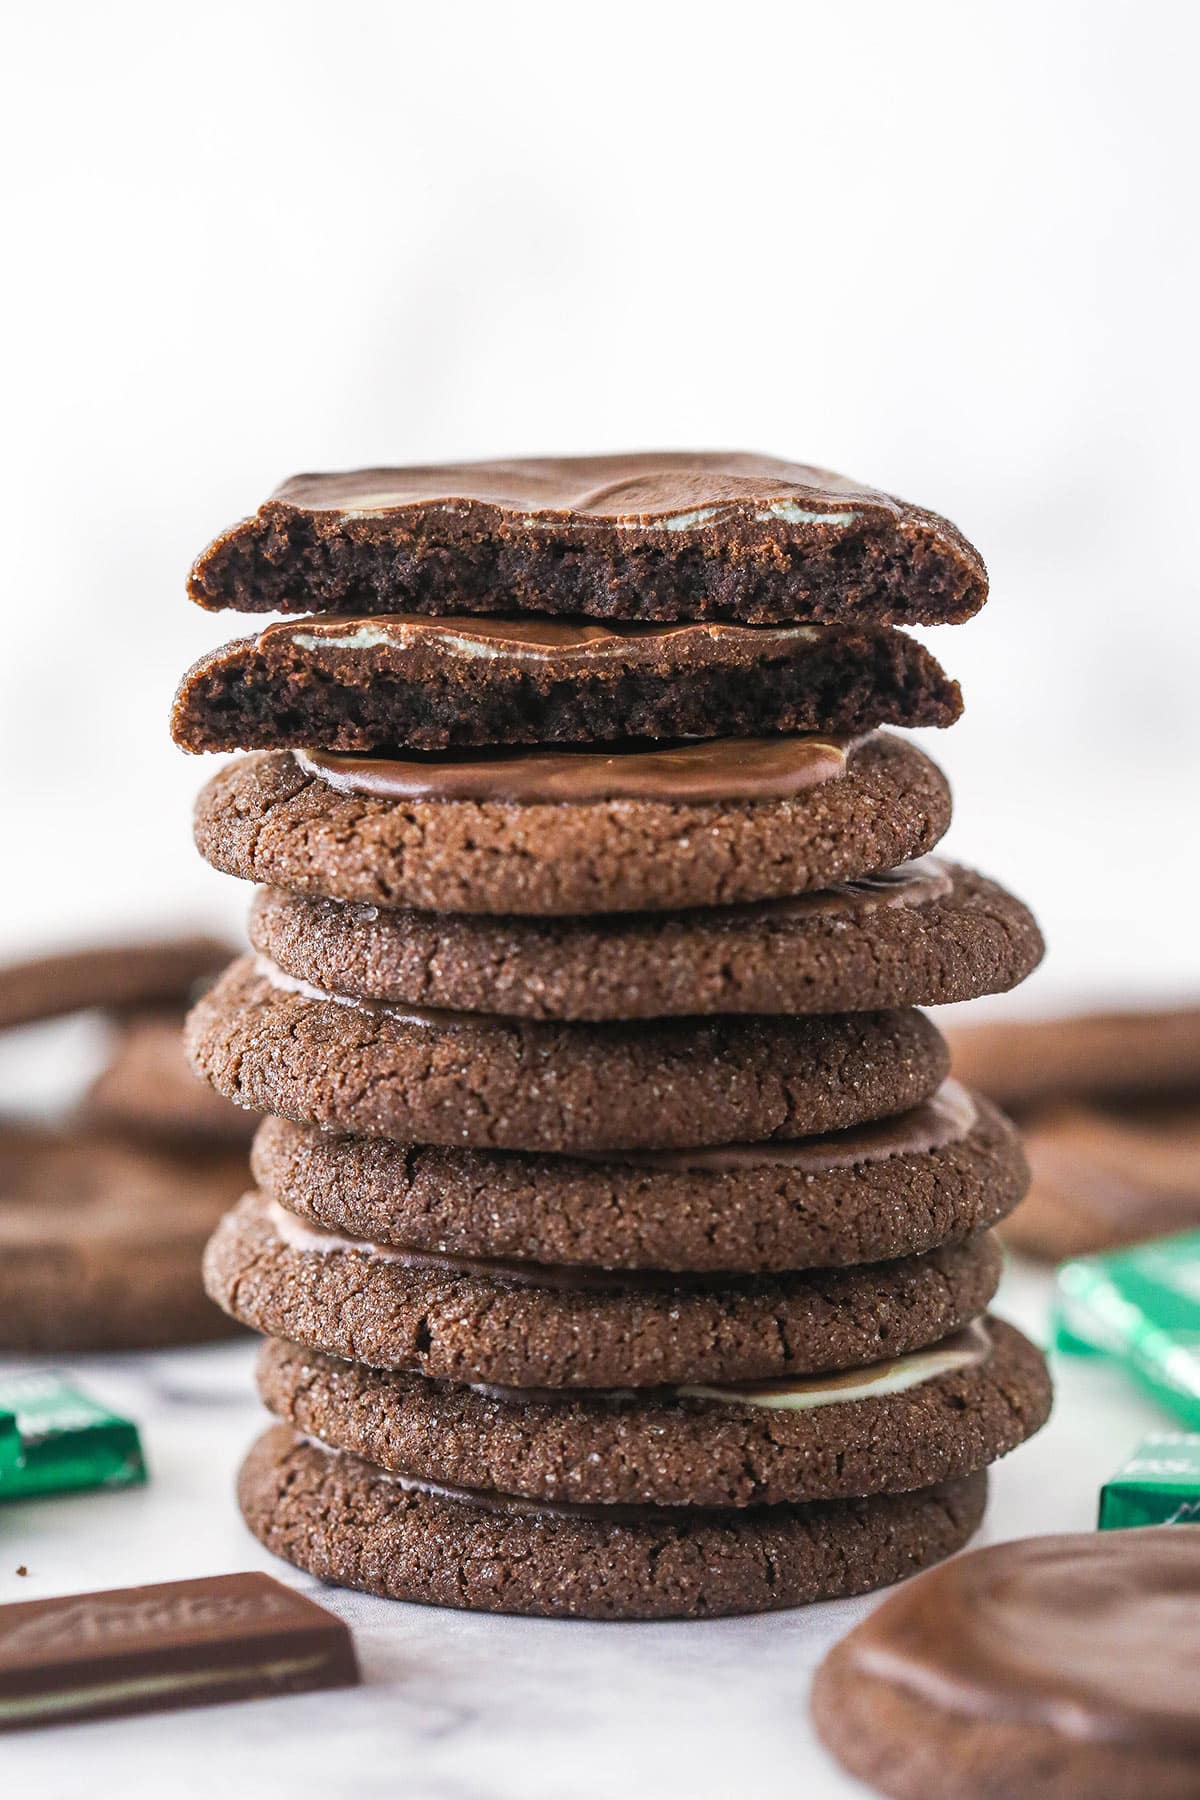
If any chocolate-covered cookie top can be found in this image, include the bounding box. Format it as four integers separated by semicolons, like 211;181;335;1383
868;1528;1200;1752
188;452;986;626
1002;1098;1200;1261
171;614;962;753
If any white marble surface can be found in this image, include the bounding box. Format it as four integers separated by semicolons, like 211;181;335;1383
0;1260;1161;1800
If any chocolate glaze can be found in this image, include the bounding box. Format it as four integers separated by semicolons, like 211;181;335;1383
597;1080;977;1174
275;454;890;527
293;735;855;807
188;454;988;628
847;1528;1200;1754
275;614;824;659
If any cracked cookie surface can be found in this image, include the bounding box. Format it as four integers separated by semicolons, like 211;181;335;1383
204;1190;1001;1388
187;959;949;1153
238;1425;988;1619
247;860;1042;1020
250;1088;1025;1272
255;1317;1050;1508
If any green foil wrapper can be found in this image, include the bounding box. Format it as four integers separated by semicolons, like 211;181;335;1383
0;1408;19;1484
1099;1432;1200;1529
0;1373;146;1501
1054;1229;1200;1428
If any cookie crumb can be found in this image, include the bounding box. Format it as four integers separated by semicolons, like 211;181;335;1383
16;1565;28;1577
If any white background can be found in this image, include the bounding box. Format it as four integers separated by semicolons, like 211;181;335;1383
2;0;1198;1009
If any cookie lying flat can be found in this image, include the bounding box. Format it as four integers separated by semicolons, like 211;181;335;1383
81;1010;256;1146
187;958;948;1153
1002;1099;1200;1260
188;453;987;627
0;1120;245;1351
172;616;962;752
0;935;234;1031
194;733;951;916
257;1316;1049;1510
239;1425;987;1620
204;1190;1002;1388
812;1527;1200;1800
251;1084;1027;1273
947;1004;1200;1111
248;859;1043;1022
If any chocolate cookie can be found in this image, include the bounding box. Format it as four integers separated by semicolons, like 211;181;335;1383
247;859;1042;1022
193;733;951;916
947;1004;1200;1111
0;1120;245;1351
172;616;962;752
251;1083;1027;1273
256;1316;1049;1509
1002;1099;1200;1260
239;1425;988;1620
81;1011;256;1146
812;1527;1200;1800
187;958;949;1153
203;1191;1002;1388
0;935;234;1032
188;454;987;627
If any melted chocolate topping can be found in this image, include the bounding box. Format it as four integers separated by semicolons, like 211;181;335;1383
380;1466;716;1524
275;453;885;527
847;1528;1200;1753
275;614;823;659
293;734;855;806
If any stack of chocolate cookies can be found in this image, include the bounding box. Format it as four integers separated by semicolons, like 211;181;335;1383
175;453;1051;1620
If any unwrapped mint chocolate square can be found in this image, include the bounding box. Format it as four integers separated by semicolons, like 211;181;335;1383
0;1572;358;1729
